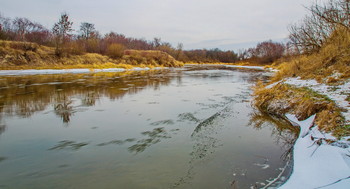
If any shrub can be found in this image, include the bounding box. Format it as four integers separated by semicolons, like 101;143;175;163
106;43;125;59
64;41;85;55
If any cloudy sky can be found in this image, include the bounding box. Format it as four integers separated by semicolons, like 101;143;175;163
1;0;313;50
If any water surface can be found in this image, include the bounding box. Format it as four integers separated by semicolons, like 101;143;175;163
0;65;297;188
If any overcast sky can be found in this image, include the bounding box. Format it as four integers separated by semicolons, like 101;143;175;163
1;0;313;50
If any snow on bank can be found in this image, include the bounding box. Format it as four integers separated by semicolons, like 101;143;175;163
280;114;350;189
0;67;166;76
0;65;275;76
185;64;277;71
224;65;279;72
225;65;265;70
284;77;350;126
273;77;350;188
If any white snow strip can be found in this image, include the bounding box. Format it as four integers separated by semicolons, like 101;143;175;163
224;65;266;70
0;67;167;76
280;114;350;189
225;65;279;72
186;63;277;71
284;77;350;126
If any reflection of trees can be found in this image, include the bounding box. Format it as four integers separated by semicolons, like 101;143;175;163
54;95;74;124
247;111;299;188
81;92;98;107
0;70;172;124
0;124;6;135
248;111;299;154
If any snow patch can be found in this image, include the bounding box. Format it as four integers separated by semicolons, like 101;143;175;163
280;114;350;189
284;77;350;126
225;65;265;70
0;67;167;76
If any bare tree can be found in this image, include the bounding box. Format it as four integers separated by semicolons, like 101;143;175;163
289;0;350;53
52;13;73;56
26;23;51;45
79;22;95;40
0;13;13;40
153;37;161;48
13;17;33;41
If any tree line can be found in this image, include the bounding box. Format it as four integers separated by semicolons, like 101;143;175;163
0;12;290;64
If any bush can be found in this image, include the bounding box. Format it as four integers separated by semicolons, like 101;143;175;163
64;41;85;55
106;43;125;59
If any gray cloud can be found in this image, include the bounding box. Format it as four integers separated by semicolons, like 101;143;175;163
0;0;313;50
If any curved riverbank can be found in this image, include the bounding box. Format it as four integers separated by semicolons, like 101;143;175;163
281;114;350;188
254;77;350;188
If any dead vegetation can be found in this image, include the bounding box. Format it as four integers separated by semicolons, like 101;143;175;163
272;28;350;83
253;1;350;138
253;82;349;138
0;40;183;69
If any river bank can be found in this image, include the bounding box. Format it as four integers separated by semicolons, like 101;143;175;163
255;77;350;188
0;67;168;76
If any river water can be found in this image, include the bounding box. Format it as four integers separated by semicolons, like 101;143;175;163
0;65;298;188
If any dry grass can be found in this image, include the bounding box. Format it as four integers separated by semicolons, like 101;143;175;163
253;28;350;137
0;63;136;70
253;83;349;138
273;28;350;83
123;50;183;67
0;40;183;69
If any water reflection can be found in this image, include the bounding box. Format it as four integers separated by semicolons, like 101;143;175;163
172;102;298;188
81;92;98;107
0;70;172;126
0;66;267;127
248;111;299;151
54;95;75;124
0;66;297;188
0;124;6;135
246;111;299;187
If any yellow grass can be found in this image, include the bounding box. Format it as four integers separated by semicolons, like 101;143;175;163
272;28;350;83
0;40;184;69
253;82;349;138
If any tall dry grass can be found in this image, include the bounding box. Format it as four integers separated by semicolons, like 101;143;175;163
273;28;350;83
0;40;183;69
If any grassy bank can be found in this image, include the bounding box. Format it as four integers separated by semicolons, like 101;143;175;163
253;29;350;138
0;40;183;70
271;29;350;83
254;82;349;138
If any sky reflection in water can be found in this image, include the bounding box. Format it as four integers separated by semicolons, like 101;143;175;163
0;65;297;189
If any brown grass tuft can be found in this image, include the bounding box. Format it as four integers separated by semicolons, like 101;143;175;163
253;83;348;137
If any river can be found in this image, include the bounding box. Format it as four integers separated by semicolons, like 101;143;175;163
0;65;298;188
